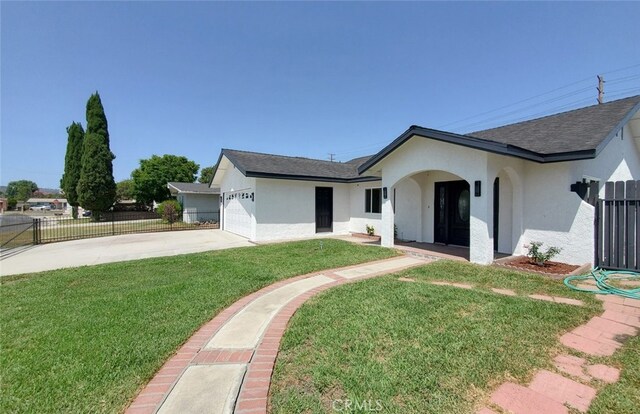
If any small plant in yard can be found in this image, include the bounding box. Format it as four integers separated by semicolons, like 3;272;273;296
526;241;562;266
157;199;182;224
366;224;375;236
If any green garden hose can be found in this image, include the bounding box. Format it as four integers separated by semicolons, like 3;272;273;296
564;268;640;300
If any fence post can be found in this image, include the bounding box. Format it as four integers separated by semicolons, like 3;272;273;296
111;212;115;236
594;200;600;268
32;218;40;245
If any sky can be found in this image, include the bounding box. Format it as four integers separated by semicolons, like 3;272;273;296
2;1;639;189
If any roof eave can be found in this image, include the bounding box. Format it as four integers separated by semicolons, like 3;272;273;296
594;100;640;156
245;171;380;183
357;126;604;174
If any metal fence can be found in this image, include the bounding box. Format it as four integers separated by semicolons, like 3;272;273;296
1;210;220;247
0;214;36;250
595;180;639;271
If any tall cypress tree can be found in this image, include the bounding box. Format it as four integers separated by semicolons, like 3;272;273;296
60;122;84;218
76;92;116;218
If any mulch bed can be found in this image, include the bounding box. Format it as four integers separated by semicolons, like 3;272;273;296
500;256;580;276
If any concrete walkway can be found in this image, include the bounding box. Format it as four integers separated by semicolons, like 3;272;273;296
0;230;254;276
125;255;428;414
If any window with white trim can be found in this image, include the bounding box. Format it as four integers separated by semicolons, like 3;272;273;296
365;188;382;213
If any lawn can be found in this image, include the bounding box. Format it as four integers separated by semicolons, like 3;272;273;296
0;239;397;414
588;335;640;413
269;261;607;413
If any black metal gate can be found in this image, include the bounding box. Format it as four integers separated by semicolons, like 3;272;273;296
0;214;36;250
595;180;639;271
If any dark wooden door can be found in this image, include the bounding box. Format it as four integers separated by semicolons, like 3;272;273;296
434;180;470;246
315;187;333;232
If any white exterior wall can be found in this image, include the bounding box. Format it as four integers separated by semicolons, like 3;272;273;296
212;112;638;263
369;121;639;265
217;157;257;239
253;179;351;242
519;121;640;265
373;137;496;264
177;193;220;223
348;182;383;236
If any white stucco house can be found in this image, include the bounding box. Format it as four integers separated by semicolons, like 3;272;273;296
167;182;220;223
210;96;640;266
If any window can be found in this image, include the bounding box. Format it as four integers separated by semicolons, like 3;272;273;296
365;188;382;213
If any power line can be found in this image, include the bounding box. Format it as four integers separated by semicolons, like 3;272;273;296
602;62;640;75
606;88;640;100
435;76;593;129
453;85;594;132
606;73;640;86
333;63;640;159
437;63;640;130
470;97;595;131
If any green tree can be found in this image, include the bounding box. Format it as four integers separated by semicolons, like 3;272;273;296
132;154;199;205
116;179;135;202
198;164;217;184
76;92;116;218
6;180;38;201
60;122;84;218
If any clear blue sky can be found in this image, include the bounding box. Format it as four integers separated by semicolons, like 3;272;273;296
2;1;639;189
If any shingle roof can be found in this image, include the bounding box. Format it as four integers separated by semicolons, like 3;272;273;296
469;95;640;154
217;96;640;181
222;149;378;182
345;155;373;167
167;182;220;194
359;95;640;173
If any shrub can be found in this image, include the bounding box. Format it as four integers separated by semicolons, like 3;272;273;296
157;199;182;224
366;224;375;236
526;241;562;266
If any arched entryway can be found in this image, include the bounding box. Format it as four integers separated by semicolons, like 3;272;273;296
393;170;470;247
493;167;522;255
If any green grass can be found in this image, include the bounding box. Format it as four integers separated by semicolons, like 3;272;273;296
588;336;640;413
269;261;603;414
0;239;397;414
402;260;601;301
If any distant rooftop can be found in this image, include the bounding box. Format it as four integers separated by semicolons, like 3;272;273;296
167;182;220;194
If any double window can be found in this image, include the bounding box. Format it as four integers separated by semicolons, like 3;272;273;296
365;188;382;214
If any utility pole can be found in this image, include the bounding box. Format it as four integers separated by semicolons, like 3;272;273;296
328;153;335;162
597;75;605;104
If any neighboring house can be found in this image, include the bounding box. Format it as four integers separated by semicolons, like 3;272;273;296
167;182;220;223
0;198;7;213
26;198;69;212
211;96;640;266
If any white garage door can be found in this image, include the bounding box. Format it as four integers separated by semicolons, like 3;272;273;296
223;189;254;238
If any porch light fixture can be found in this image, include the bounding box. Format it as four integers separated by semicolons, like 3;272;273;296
383;187;388;199
474;181;481;197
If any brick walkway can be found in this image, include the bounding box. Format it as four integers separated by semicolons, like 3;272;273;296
125;255;428;414
481;293;639;414
417;280;639;413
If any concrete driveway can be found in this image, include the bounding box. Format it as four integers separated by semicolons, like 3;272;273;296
0;230;254;277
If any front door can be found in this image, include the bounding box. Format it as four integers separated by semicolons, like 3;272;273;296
434;180;470;246
315;187;333;232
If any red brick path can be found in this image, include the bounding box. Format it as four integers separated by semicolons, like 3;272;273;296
481;293;639;414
